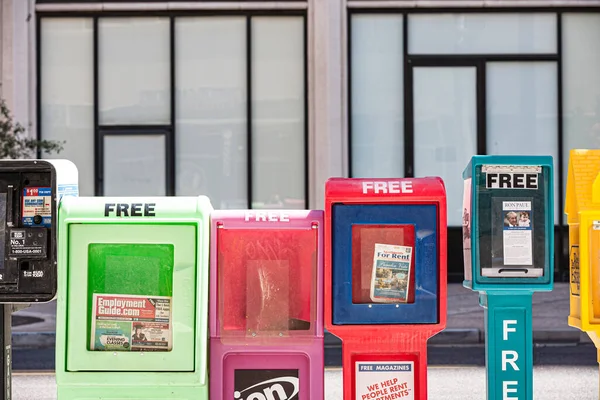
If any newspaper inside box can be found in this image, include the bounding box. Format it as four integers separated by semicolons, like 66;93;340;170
217;227;317;338
352;225;416;305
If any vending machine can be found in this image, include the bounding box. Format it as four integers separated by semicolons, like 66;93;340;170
325;177;448;400
210;209;324;400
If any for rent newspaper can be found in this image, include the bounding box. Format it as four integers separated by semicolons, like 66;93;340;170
90;293;172;352
370;243;412;303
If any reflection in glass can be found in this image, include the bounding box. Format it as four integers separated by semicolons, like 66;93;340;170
98;18;170;125
251;17;305;209
103;135;166;196
413;67;477;226
175;17;247;208
486;62;559;221
350;14;404;178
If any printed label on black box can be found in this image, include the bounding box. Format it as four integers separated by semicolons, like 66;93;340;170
233;369;299;400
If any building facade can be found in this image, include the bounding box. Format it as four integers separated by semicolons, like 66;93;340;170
3;0;600;280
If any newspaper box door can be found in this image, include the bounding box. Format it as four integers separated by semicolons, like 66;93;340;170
473;162;553;286
65;224;197;372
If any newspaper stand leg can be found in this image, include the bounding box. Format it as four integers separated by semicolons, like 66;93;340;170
480;292;533;400
343;332;430;400
0;305;10;400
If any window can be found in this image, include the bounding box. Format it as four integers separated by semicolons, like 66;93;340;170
39;14;307;207
40;18;94;196
486;62;559;221
350;14;404;178
408;13;557;55
562;14;600;223
413;67;477;226
349;11;562;278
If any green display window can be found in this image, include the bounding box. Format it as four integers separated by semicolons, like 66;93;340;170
87;243;174;352
66;224;197;372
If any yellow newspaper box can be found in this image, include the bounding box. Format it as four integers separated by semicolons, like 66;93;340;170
565;149;600;350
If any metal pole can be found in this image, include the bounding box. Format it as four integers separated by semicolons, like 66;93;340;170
0;304;12;400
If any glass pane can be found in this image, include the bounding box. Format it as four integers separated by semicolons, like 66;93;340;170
413;67;477;226
408;13;557;55
562;14;600;224
98;18;170;125
103;135;166;196
352;225;415;305
87;244;174;352
40;18;94;195
217;228;317;338
350;15;404;178
251;17;305;209
475;165;548;279
486;62;559;222
175;17;247;209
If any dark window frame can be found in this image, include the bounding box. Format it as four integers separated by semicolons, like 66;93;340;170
347;7;589;281
37;10;309;209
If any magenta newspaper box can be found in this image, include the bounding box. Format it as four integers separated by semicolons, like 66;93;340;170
209;209;324;400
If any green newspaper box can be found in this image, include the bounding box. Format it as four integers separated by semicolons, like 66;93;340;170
55;196;212;400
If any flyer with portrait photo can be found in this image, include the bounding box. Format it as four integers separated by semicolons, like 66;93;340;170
370;243;412;303
501;201;533;266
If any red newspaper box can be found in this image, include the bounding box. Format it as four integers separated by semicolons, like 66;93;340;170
324;177;448;400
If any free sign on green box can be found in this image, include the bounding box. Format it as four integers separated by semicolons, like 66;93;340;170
56;196;212;400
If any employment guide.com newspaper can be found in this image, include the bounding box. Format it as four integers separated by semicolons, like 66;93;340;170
90;293;172;352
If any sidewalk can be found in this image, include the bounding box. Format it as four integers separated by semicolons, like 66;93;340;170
10;283;588;349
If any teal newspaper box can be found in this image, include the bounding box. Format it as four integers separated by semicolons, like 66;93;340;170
462;155;554;290
462;155;554;400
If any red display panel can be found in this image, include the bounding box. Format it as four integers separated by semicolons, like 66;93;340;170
352;224;416;304
217;227;317;337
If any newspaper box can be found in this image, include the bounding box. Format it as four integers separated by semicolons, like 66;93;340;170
324;177;447;400
55;196;212;400
462;155;554;400
209;210;324;400
565;149;600;367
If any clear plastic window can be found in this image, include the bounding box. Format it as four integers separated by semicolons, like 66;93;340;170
476;165;546;279
87;243;174;352
351;224;415;305
217;228;317;337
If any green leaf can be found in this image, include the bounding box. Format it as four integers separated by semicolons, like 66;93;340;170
0;98;65;159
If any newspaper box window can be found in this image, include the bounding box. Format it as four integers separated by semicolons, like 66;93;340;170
56;196;212;400
352;225;416;305
87;244;174;352
216;226;316;337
